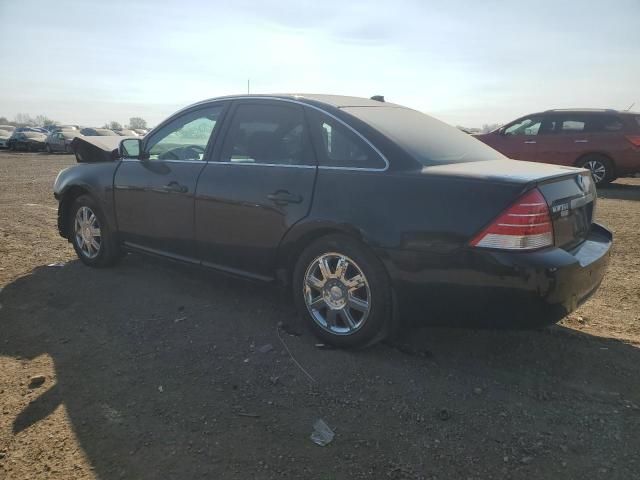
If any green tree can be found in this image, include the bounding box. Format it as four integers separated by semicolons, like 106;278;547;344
128;117;147;129
106;121;122;130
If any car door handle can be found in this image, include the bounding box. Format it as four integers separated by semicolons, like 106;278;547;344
574;139;589;143
267;190;302;205
523;140;537;144
163;181;188;193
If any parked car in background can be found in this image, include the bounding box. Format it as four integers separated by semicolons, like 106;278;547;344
114;129;139;136
53;94;612;348
474;109;640;185
46;130;79;153
0;125;15;148
52;125;81;132
79;128;119;136
7;131;47;151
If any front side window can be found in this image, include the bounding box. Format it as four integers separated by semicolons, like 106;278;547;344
504;117;543;136
145;105;223;161
219;103;312;166
307;109;385;169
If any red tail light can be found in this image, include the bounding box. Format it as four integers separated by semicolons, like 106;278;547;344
625;135;640;147
470;188;554;250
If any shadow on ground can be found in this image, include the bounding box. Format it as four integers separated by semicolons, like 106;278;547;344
1;255;639;479
598;182;640;202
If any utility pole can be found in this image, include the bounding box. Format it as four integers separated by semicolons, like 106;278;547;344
247;79;250;94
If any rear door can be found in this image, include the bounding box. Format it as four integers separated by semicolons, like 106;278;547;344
113;104;227;260
536;114;594;166
195;100;316;279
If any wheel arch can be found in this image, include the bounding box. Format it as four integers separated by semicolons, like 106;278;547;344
58;185;93;239
575;151;616;177
275;221;369;286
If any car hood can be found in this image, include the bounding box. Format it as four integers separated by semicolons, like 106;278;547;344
420;158;585;186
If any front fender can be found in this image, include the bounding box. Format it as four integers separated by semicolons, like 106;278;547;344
53;162;120;238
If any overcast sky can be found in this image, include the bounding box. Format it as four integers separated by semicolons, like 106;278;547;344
0;0;638;128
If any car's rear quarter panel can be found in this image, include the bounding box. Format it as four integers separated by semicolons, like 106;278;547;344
307;169;523;253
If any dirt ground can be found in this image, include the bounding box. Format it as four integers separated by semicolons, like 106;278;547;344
1;151;639;479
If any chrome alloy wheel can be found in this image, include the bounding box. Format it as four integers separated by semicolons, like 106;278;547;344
303;253;371;335
585;160;607;184
74;206;101;259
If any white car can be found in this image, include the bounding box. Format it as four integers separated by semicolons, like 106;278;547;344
0;125;15;148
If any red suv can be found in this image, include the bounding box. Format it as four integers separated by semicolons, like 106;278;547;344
475;109;640;185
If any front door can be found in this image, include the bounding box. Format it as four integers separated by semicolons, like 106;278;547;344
195;100;317;279
496;115;545;161
55;132;67;151
113;104;227;260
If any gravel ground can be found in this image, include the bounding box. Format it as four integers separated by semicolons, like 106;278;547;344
1;151;639;479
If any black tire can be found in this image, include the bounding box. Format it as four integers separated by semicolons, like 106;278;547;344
64;144;71;154
46;144;52;154
292;234;393;348
69;194;121;267
577;154;614;186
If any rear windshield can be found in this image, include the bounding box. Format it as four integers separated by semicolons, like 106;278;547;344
24;132;44;139
342;106;504;165
95;129;116;136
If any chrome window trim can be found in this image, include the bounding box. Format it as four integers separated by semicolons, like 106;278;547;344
121;158;205;164
214;161;316;169
202;96;390;172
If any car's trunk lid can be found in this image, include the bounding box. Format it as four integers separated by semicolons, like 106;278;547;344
421;159;596;249
537;171;596;249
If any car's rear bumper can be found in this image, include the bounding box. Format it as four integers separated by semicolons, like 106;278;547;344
379;223;613;328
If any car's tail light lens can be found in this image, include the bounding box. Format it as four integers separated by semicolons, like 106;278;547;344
625;135;640;147
470;188;554;250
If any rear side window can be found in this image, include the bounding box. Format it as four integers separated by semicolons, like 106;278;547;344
220;103;313;166
560;119;586;133
598;115;624;132
557;114;624;133
307;109;386;169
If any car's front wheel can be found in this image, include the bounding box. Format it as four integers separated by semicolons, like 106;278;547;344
69;195;121;267
293;234;393;348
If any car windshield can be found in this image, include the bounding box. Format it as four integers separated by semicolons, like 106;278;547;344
342;106;504;165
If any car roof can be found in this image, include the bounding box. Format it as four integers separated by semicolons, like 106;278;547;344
188;93;400;111
539;108;639;116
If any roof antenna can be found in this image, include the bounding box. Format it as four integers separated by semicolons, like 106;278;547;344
370;95;385;102
625;102;635;111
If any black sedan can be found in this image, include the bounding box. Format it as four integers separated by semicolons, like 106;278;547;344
8;131;47;151
53;94;612;347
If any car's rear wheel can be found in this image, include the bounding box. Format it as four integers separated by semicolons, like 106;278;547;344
69;195;121;267
293;234;392;348
577;154;613;185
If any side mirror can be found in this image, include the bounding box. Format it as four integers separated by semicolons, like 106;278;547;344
119;138;142;159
